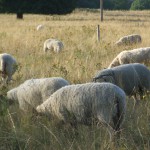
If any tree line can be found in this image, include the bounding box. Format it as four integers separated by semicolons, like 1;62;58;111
0;0;77;18
77;0;150;10
0;0;149;18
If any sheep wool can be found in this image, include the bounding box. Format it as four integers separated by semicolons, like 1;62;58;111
115;34;142;46
36;82;126;137
93;63;150;102
37;24;44;31
108;47;150;68
7;77;70;112
0;53;17;84
43;39;64;53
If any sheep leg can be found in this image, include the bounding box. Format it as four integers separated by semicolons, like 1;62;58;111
133;93;141;106
131;94;140;115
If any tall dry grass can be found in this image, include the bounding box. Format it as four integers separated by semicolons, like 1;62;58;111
0;9;150;149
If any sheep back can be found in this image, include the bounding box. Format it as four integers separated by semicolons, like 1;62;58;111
0;53;17;82
36;82;126;131
43;39;64;53
108;47;150;68
7;77;70;112
93;63;150;97
115;34;142;46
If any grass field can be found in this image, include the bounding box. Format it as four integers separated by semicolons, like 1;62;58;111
0;9;150;150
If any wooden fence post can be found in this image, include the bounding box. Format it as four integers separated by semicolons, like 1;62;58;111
97;25;100;42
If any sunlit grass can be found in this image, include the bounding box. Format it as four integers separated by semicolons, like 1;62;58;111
0;9;150;149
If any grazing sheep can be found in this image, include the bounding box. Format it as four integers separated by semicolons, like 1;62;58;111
93;63;150;104
43;39;64;53
115;34;142;46
7;77;70;112
108;47;150;68
36;82;126;140
0;53;17;84
37;24;44;31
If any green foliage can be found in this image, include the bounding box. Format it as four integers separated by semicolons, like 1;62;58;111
0;0;77;14
103;0;114;10
130;0;150;10
111;0;131;10
77;0;132;10
77;0;100;8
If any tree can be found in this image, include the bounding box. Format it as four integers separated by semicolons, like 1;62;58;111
130;0;150;10
112;0;130;10
0;0;35;18
77;0;100;8
103;0;114;10
0;0;77;19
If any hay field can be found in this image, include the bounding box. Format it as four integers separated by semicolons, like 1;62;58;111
0;9;150;149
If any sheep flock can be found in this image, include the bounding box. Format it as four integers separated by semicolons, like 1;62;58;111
1;20;150;144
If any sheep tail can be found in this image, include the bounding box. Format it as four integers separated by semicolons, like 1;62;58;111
114;98;121;131
113;95;125;133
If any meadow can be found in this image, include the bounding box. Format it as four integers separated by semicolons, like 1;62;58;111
0;9;150;149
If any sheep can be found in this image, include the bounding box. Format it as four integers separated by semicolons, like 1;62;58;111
36;82;126;140
93;63;150;105
0;53;17;84
43;39;64;53
7;77;70;112
108;47;150;68
115;34;142;46
36;24;44;31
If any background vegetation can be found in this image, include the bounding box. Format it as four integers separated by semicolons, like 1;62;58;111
0;0;77;15
77;0;150;10
0;9;150;149
0;0;150;17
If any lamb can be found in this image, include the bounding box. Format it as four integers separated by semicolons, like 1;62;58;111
36;82;126;140
0;53;17;84
115;34;142;46
108;47;150;68
43;39;64;53
93;63;150;104
7;77;70;112
36;24;44;31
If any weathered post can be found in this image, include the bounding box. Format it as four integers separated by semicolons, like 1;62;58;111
100;0;103;21
97;25;100;42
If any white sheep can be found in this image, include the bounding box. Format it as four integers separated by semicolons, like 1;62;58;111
0;53;17;84
36;24;44;31
43;39;64;53
108;47;150;68
93;63;150;105
36;82;126;140
7;77;70;112
115;34;142;46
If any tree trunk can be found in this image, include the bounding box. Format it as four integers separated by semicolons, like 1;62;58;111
16;12;23;19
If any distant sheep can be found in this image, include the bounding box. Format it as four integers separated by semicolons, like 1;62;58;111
0;53;17;84
108;47;150;68
93;63;150;104
36;82;126;140
7;77;70;112
115;34;142;46
43;39;64;53
36;24;44;31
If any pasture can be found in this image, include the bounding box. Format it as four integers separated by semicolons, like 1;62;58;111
0;9;150;149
